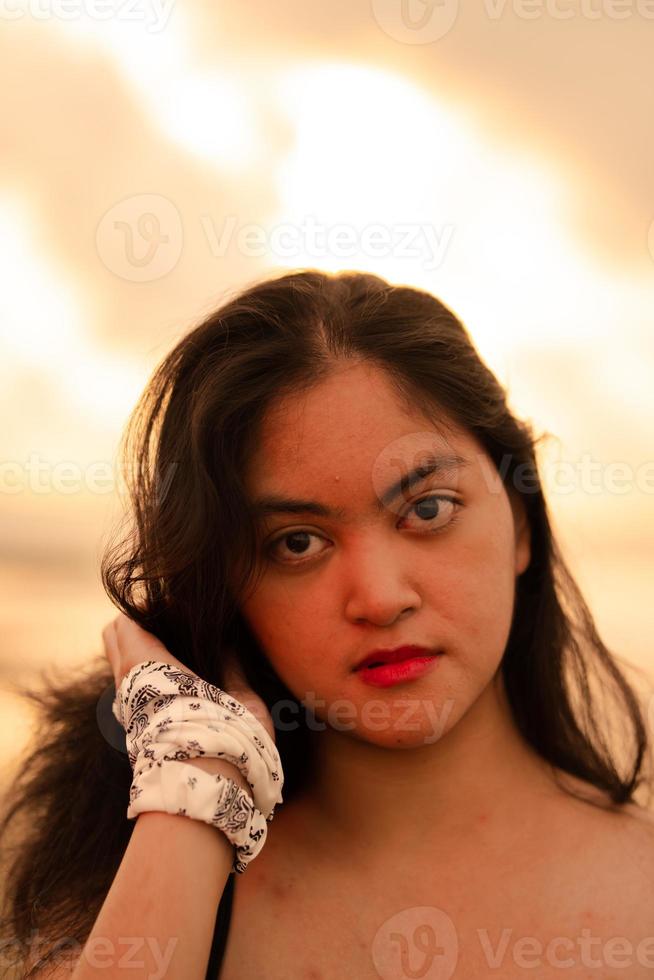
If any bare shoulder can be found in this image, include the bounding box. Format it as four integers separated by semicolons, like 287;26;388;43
546;771;654;918
619;797;654;826
569;776;654;843
603;801;654;927
552;768;654;837
614;798;654;851
581;794;653;924
584;785;654;847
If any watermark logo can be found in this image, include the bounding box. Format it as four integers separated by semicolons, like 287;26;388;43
287;693;456;742
95;193;183;282
372;906;459;978
95;203;455;276
370;433;654;508
646;691;654;739
370;0;654;42
371;0;460;43
4;447;652;501
96;681;129;755
368;915;654;976
98;685;457;751
372;434;470;518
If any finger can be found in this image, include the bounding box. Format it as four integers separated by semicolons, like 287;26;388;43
102;619;119;663
115;611;167;655
114;611;143;642
222;665;252;701
222;657;244;687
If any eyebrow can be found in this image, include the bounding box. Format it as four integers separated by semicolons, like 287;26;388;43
251;452;471;520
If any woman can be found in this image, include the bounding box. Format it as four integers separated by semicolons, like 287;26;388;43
1;269;652;978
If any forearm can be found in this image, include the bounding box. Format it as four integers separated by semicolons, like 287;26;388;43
69;760;249;980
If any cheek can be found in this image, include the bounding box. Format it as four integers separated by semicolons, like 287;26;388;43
239;590;320;690
435;529;517;654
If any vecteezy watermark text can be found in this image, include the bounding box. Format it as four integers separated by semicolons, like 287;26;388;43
371;0;654;46
371;905;654;978
0;928;178;978
0;0;175;31
3;450;653;498
0;455;178;499
200;214;455;272
97;683;457;752
276;693;456;741
482;451;654;497
94;194;456;282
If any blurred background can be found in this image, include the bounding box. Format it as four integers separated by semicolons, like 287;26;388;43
1;1;653;792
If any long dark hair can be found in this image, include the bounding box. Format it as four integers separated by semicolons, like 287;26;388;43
1;268;651;976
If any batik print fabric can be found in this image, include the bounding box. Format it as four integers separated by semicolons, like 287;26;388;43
112;659;284;873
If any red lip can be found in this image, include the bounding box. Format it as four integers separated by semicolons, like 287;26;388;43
353;645;438;671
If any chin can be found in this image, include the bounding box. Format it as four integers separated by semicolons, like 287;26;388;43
343;696;461;749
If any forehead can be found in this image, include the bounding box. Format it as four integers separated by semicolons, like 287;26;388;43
244;364;492;500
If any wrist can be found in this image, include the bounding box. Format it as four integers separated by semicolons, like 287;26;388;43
185;756;252;796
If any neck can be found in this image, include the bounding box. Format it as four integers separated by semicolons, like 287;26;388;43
286;673;563;872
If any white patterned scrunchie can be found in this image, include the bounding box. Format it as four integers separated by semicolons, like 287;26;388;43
111;659;284;874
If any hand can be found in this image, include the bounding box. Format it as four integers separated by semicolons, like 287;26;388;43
102;611;197;691
102;611;276;745
221;644;277;745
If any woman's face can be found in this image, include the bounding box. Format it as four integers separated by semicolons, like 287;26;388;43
239;361;531;748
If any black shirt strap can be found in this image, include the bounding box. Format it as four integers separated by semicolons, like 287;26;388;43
205;871;236;979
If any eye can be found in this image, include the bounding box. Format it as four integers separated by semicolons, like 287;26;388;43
264;494;461;565
399;493;461;532
265;529;328;564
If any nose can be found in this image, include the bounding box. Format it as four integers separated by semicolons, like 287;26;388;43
343;539;421;626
